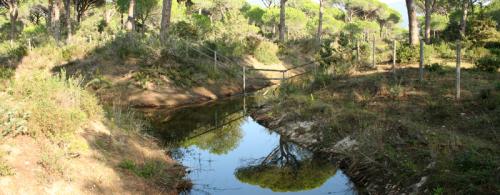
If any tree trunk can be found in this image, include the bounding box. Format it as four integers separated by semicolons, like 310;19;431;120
126;0;136;31
64;0;71;42
405;0;419;45
424;0;433;44
459;1;468;38
9;0;18;44
316;0;323;46
160;0;173;42
279;0;287;43
50;0;61;41
456;1;468;100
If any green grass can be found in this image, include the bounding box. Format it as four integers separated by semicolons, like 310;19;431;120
10;70;103;139
118;159;167;179
0;162;14;176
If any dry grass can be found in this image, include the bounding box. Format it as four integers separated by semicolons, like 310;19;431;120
264;66;500;194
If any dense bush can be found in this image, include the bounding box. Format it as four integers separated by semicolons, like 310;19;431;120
475;55;500;72
433;43;455;59
0;67;14;80
425;63;446;75
396;44;419;64
425;63;444;72
169;21;200;40
254;41;279;64
12;71;103;137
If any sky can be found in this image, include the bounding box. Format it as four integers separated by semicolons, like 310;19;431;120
247;0;409;28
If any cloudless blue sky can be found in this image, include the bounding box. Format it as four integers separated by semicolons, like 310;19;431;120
246;0;409;28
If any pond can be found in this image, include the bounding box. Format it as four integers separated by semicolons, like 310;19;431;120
146;95;357;195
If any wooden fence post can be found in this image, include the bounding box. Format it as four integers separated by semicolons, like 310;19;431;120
28;38;32;51
372;34;376;68
356;40;360;63
243;66;246;95
456;40;461;100
419;39;424;82
214;51;217;71
392;40;396;75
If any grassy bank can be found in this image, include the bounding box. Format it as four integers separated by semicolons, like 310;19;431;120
0;69;189;193
252;65;500;194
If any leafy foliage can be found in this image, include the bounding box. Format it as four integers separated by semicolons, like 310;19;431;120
475;55;500;72
254;40;279;64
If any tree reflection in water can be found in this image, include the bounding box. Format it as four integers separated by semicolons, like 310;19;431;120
235;137;337;192
146;97;252;157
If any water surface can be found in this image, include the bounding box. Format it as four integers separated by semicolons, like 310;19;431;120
147;96;356;195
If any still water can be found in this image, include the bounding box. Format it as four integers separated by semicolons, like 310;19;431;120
147;96;356;195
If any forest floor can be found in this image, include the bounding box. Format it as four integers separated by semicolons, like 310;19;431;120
251;62;500;194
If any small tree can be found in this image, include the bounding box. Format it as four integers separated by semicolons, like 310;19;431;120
73;0;105;23
0;0;19;43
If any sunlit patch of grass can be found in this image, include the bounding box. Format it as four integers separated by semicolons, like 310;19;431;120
119;159;165;179
11;70;103;138
261;68;500;193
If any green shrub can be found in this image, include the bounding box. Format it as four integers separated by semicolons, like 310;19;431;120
310;72;333;90
169;21;200;40
0;67;14;80
425;63;444;72
434;43;455;59
475;55;500;72
12;71;103;137
61;46;77;61
254;41;279;65
0;94;29;137
397;44;419;64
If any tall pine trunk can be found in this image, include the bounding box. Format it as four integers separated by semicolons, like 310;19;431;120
456;0;469;100
50;0;61;41
405;0;419;45
279;0;287;43
126;0;136;31
424;0;433;44
160;0;173;42
316;0;323;46
64;0;71;42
